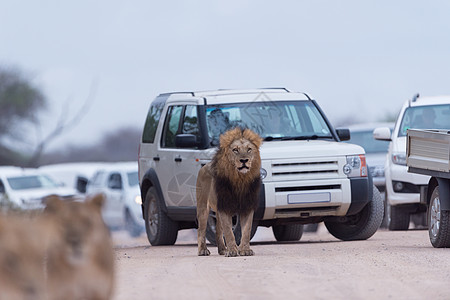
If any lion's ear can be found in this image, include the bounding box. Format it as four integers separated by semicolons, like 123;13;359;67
243;129;263;148
88;193;105;211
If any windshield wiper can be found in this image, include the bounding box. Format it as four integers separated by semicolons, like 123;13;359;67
264;135;332;141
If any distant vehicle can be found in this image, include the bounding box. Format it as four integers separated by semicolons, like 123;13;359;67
346;122;394;192
39;162;107;193
374;94;450;230
86;162;144;237
0;166;78;211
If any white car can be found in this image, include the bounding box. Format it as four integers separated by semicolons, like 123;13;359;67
86;162;144;237
0;166;78;211
374;94;450;230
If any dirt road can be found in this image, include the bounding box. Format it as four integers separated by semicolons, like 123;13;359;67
111;226;450;299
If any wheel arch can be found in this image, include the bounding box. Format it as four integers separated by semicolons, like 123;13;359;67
435;177;450;211
140;168;167;219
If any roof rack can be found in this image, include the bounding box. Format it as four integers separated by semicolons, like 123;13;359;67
158;91;195;97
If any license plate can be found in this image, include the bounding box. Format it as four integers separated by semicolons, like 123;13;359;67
288;192;331;204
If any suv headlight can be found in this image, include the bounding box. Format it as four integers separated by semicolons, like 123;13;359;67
135;195;142;205
343;155;367;177
391;152;406;166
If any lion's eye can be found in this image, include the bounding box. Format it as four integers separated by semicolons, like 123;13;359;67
232;148;239;154
247;148;252;153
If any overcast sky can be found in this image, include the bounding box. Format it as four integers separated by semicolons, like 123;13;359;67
2;1;450;151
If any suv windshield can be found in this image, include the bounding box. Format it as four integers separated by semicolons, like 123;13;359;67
398;104;450;137
7;175;60;191
206;101;332;145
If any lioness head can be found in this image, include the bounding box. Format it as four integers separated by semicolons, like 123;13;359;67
214;127;263;180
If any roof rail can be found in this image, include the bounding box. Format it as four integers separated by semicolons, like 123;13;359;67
408;93;420;107
258;87;291;92
159;91;195;97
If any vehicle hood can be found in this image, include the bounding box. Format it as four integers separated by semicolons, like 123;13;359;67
9;187;78;200
260;140;365;160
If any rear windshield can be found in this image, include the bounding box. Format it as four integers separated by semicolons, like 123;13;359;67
206;101;332;146
398;104;450;137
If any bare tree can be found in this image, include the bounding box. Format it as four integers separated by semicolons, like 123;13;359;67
27;80;98;166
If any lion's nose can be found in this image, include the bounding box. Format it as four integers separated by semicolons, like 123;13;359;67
240;159;249;164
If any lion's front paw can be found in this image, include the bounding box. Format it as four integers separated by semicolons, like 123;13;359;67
239;248;254;256
225;248;239;257
198;248;211;256
218;247;226;255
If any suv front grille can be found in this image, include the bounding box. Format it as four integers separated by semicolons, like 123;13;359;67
271;160;339;180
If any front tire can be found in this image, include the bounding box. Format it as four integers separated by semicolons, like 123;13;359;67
325;185;384;241
428;186;450;248
389;205;410;231
205;212;257;245
272;224;304;241
144;187;178;246
125;209;143;238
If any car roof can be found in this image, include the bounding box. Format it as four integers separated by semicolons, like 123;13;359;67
161;88;312;105
409;95;450;107
0;166;44;177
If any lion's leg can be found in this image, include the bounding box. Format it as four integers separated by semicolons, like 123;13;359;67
217;211;239;257
197;203;210;256
215;213;226;255
238;211;254;256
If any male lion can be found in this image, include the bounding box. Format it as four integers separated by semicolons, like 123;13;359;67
197;127;263;257
44;194;114;300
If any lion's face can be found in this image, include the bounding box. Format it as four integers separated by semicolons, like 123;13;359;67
213;127;263;181
229;139;258;174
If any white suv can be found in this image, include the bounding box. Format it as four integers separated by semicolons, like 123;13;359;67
374;95;450;230
139;88;383;246
86;162;144;236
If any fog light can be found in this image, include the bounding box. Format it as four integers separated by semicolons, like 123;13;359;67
260;168;267;179
393;182;404;192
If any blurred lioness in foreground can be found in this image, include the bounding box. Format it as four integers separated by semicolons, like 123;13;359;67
0;214;49;300
44;194;114;300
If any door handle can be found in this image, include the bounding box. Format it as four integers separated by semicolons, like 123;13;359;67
153;157;160;161
174;157;182;162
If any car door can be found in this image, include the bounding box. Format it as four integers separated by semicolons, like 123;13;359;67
103;172;125;228
156;104;204;207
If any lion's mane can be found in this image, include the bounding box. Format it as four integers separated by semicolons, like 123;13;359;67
211;127;263;216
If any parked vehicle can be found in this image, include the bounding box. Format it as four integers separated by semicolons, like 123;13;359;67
406;129;450;247
0;166;78;211
39;162;107;193
346;122;393;192
86;162;144;237
138;88;383;246
374;94;450;230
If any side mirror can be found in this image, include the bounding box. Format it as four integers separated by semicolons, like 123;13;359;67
175;134;198;148
373;127;392;141
336;128;350;141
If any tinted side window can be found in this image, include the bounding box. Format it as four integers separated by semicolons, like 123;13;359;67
142;97;166;143
162;105;183;148
108;173;123;190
